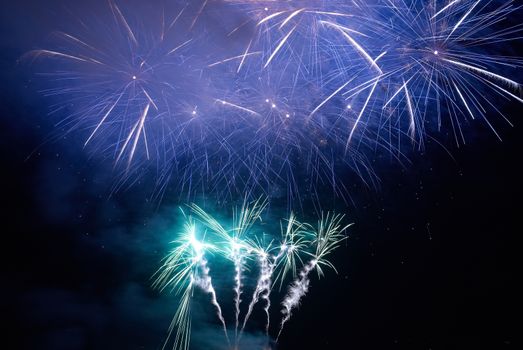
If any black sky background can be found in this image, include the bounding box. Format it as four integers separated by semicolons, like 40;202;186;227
2;1;521;349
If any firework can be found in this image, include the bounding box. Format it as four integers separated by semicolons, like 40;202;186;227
222;0;522;157
25;1;205;167
152;216;229;349
238;213;307;339
331;0;523;148
154;199;350;349
24;0;271;200
277;212;350;339
27;1;521;201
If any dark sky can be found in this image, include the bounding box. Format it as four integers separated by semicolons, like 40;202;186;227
2;1;521;349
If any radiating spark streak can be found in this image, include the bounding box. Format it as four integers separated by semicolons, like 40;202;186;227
342;75;382;98
321;21;382;74
403;79;416;139
110;1;138;46
308;80;353;119
161;285;191;350
127;103;150;166
319;20;369;37
347;80;380;148
373;51;388;65
29;50;99;64
305;10;353;17
482;78;523;104
190;0;208;29
452;82;475;120
274;214;308;290
237;39;252;73
386;0;398;10
227;18;251;37
142;126;150;160
383;77;414;109
115;118;140;165
167;6;186;33
58;32;99;52
257;11;286;26
84;94;123;146
206;51;260;68
446;0;481;41
142;88;159;110
279;9;305;29
215;99;261;116
442;58;520;89
167;39;193;55
264;25;296;69
431;0;461;19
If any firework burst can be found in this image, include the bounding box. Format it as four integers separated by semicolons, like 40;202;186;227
28;0;523;202
154;199;350;349
26;0;522;202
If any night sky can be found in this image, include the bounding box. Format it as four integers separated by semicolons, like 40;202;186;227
2;1;521;349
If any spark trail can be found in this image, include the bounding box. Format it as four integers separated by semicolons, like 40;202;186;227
239;244;283;339
192;257;230;346
277;213;350;339
152;218;230;349
277;258;316;341
239;213;306;338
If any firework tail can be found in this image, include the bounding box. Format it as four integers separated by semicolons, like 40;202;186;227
192;257;231;346
232;249;243;342
277;258;317;341
239;246;286;341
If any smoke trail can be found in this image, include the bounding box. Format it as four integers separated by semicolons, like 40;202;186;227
232;249;244;341
192;257;230;346
240;247;286;339
277;258;317;340
240;253;269;337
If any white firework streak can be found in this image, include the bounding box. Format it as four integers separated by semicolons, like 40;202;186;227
261;247;288;335
277;258;317;340
240;247;286;339
232;249;244;341
192;257;230;346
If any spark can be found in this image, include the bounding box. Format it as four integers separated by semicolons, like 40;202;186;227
321;21;383;74
442;58;520;89
215;99;261;116
431;0;461;19
347;79;380;148
445;0;481;41
264;25;296;69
